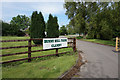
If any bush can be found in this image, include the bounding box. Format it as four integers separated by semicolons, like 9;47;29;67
76;36;83;39
60;25;68;35
16;30;26;36
86;31;95;39
99;21;113;40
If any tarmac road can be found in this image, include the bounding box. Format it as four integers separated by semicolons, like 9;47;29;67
75;40;118;78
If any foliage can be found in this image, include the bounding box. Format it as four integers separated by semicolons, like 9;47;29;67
2;21;11;36
46;14;53;37
66;24;75;35
60;25;68;35
2;21;25;36
30;11;45;44
53;16;59;37
2;15;30;36
76;36;83;39
74;13;86;36
47;14;59;38
64;1;120;40
99;20;113;40
10;15;30;30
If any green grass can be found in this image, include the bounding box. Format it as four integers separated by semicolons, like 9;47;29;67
3;53;77;78
1;36;77;78
81;38;115;46
1;36;72;62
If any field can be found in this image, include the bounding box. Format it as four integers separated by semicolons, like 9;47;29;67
1;36;77;78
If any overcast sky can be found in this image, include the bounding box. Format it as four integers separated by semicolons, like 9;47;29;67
1;0;69;27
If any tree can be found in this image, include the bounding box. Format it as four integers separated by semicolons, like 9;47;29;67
2;21;11;36
2;21;25;36
64;2;88;37
47;14;54;37
64;1;120;40
47;14;59;38
110;2;120;38
53;16;59;37
60;25;68;35
99;20;112;40
74;13;86;36
10;15;30;30
66;24;75;35
30;11;45;44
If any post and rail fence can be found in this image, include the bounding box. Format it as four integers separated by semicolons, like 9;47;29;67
116;37;120;51
0;38;76;64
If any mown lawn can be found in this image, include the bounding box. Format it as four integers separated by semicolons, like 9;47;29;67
81;39;115;46
76;36;115;46
2;53;77;78
1;36;77;78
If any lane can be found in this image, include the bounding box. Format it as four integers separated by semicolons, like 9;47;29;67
76;40;118;78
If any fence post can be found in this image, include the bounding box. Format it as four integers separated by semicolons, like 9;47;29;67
73;38;76;52
56;48;59;57
28;39;31;62
116;37;118;51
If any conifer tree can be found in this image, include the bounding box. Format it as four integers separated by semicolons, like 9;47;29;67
30;11;45;44
53;16;59;37
47;14;59;38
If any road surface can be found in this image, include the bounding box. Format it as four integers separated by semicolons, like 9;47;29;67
75;40;118;78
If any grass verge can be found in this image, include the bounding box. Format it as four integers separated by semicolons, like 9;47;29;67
76;36;115;46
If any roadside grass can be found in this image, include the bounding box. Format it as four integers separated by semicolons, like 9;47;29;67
76;36;115;46
1;36;77;78
63;35;79;38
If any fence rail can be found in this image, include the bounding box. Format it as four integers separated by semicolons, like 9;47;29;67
0;38;76;64
116;37;120;51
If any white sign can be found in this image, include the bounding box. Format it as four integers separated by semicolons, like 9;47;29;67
43;38;68;50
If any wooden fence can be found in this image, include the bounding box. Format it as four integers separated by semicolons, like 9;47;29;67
116;37;120;51
0;38;76;64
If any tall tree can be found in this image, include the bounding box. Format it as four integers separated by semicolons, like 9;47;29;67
30;11;45;44
53;16;59;37
74;13;86;36
64;1;120;40
47;14;59;38
10;15;30;30
64;2;88;37
47;14;54;37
